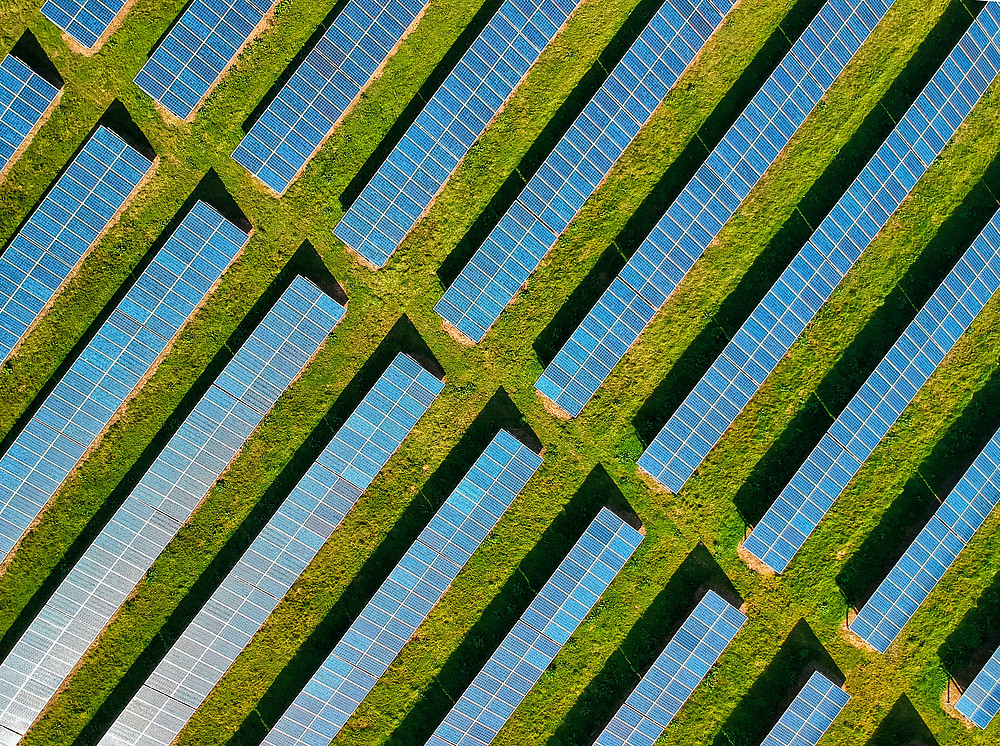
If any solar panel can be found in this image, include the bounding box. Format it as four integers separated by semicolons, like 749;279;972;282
0;200;247;567
760;672;850;746
333;0;585;268
434;0;735;343
134;0;277;120
534;0;896;418
40;0;129;49
232;0;429;194
592;589;744;746
0;125;154;362
0;52;60;176
258;429;540;746
96;353;446;746
639;4;1000;497
426;506;643;746
956;644;1000;729
0;276;344;740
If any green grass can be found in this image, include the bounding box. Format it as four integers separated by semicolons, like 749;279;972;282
0;0;999;744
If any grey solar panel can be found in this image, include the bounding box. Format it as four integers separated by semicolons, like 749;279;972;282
0;276;344;740
426;507;643;746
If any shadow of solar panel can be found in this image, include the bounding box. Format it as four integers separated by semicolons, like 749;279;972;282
134;0;276;120
639;5;1000;495
434;0;736;343
0;200;247;571
0;276;344;740
0;125;154;362
40;0;129;49
232;0;428;194
760;672;849;746
956;647;1000;729
260;429;540;746
535;0;896;418
333;0;586;269
0;53;60;175
592;589;744;746
426;506;642;746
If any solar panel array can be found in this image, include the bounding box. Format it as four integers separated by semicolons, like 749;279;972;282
232;0;428;194
0;276;344;740
434;0;734;343
639;7;1000;499
426;506;643;746
956;647;1000;729
760;672;850;746
592;590;745;746
40;0;128;49
260;429;540;746
534;0;895;418
97;353;446;746
0;200;246;569
333;0;584;268
0;125;154;362
0;52;60;175
134;0;276;120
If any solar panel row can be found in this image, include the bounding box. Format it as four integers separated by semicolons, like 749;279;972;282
0;200;247;568
427;506;643;746
0;52;60;176
41;0;129;49
956;646;1000;729
0;276;345;739
334;0;584;268
433;0;735;343
0;125;154;362
232;0;428;194
260;429;540;746
760;672;850;746
97;352;445;746
639;4;1000;498
134;0;276;120
593;590;744;746
534;0;895;418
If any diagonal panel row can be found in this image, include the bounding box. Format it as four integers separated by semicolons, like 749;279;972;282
957;646;1000;729
427;506;643;746
232;0;428;194
134;0;277;120
97;352;446;746
434;0;736;343
334;0;583;268
41;0;129;49
0;50;60;176
0;125;154;362
760;671;850;746
0;200;247;565
639;3;1000;495
261;428;540;746
535;0;896;417
0;276;345;742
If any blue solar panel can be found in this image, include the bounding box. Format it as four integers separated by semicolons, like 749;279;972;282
956;644;1000;729
0;125;154;362
0;52;60;176
760;672;850;746
0;276;344;739
0;200;247;569
433;0;735;343
96;353;446;746
593;590;744;746
639;4;1000;495
40;0;129;49
259;429;541;746
334;0;585;268
134;0;276;120
534;0;896;417
232;0;429;194
426;507;643;746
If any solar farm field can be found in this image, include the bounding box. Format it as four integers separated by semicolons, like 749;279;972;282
4;0;1000;745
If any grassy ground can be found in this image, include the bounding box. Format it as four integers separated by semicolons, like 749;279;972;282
0;0;999;744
